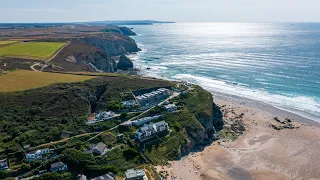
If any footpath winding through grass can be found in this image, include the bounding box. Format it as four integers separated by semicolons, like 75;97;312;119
0;70;95;92
0;42;66;60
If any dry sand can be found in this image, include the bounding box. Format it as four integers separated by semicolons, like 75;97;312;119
156;97;320;180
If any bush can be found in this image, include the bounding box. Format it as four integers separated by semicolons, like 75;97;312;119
62;148;96;170
123;148;139;160
106;100;121;111
86;165;119;174
32;172;72;180
0;170;8;179
21;163;31;171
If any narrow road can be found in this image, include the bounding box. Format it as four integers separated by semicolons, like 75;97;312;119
30;63;41;72
30;41;70;72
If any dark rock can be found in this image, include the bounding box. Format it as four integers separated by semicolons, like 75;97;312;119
119;27;137;36
212;101;224;131
117;55;133;70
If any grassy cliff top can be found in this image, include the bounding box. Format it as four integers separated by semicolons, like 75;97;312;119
0;70;95;92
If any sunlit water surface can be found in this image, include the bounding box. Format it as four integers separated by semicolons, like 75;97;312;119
129;23;320;121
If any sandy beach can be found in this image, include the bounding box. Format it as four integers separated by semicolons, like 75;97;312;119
156;96;320;180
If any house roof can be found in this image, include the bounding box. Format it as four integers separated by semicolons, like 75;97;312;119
78;174;88;180
165;104;176;108
93;142;107;153
93;173;114;180
0;159;7;165
51;162;66;169
125;169;145;179
60;131;72;139
140;121;168;133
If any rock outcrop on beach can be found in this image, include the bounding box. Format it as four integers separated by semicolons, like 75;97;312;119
117;55;134;70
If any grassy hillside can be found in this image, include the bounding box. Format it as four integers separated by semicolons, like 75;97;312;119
0;42;66;60
0;70;95;92
0;73;222;179
0;75;172;151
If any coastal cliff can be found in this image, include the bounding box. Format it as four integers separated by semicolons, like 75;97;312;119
81;33;140;56
102;27;137;36
47;40;117;72
48;32;139;72
179;86;223;155
145;85;223;163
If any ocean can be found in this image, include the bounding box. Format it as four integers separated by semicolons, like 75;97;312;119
129;23;320;122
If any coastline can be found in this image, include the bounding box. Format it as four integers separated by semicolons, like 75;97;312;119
212;92;320;127
130;23;320;125
155;95;320;180
128;30;320;179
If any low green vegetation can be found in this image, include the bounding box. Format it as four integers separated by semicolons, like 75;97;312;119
0;70;95;92
0;42;66;60
0;40;17;45
0;74;219;179
0;75;172;159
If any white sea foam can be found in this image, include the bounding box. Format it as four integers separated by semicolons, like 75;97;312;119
130;23;320;123
172;74;320;122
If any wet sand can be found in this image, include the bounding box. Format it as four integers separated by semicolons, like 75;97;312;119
156;96;320;180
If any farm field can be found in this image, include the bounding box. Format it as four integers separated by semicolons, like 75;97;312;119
0;70;95;92
0;42;66;60
0;40;17;45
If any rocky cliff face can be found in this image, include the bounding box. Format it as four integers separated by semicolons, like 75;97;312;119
81;33;140;56
102;27;137;36
117;55;134;70
177;87;224;156
118;27;137;36
48;40;117;72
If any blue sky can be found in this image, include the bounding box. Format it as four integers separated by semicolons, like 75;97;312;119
1;0;320;23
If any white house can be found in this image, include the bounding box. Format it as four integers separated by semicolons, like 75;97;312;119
50;162;68;172
136;121;169;141
121;100;138;108
95;111;115;120
135;88;171;107
164;104;177;112
131;115;162;127
25;148;51;161
0;159;8;171
125;169;148;180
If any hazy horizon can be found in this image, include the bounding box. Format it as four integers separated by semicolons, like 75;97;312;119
1;0;320;23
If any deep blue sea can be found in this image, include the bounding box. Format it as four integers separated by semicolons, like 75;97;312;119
129;23;320;122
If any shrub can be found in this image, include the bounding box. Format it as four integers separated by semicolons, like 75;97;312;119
62;148;96;170
32;172;72;180
0;170;8;179
123;148;139;160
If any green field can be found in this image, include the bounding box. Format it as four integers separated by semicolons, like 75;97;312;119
0;42;66;60
0;70;95;92
0;40;17;45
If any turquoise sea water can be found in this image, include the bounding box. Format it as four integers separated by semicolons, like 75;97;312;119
129;23;320;122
